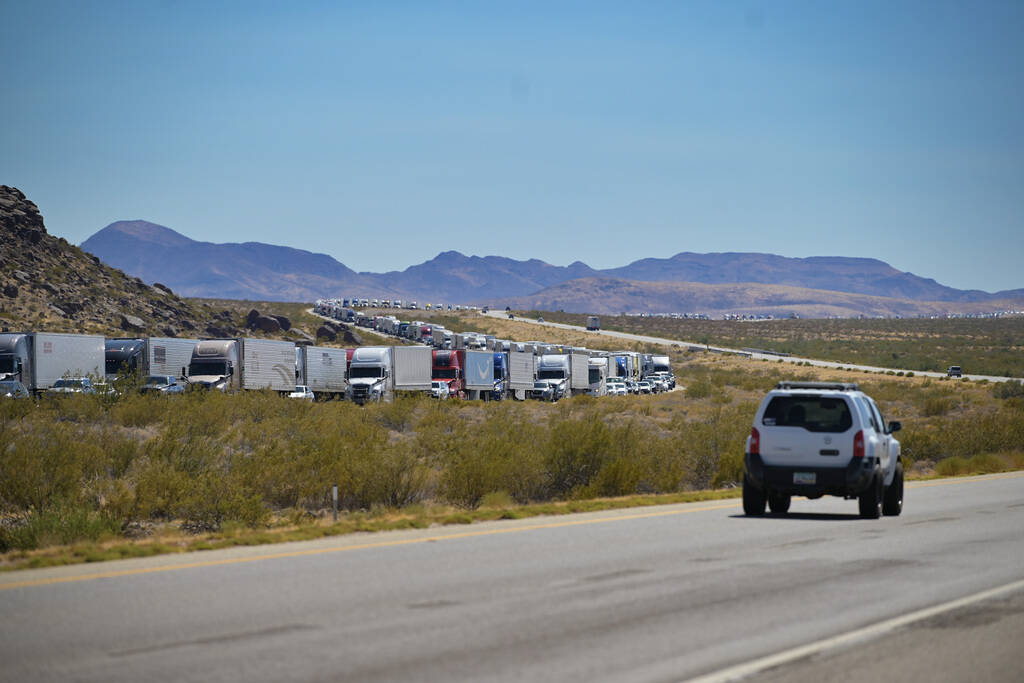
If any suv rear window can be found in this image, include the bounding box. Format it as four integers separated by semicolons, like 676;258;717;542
762;395;853;433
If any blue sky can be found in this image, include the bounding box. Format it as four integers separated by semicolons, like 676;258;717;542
3;1;1023;292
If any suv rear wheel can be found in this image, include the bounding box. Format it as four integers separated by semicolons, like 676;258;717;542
858;474;883;519
883;461;904;516
743;477;766;516
768;493;791;514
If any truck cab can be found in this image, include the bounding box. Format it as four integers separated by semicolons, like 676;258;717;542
0;334;31;386
432;349;464;398
186;339;239;391
536;354;570;398
345;347;392;404
105;338;146;381
492;352;509;400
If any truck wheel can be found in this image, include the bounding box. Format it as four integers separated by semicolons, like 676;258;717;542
768;493;791;514
883;461;904;517
858;473;883;519
743;477;766;516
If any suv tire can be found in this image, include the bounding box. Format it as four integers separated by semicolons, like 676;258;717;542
858;473;883;519
743;477;766;516
768;493;791;514
883;461;904;517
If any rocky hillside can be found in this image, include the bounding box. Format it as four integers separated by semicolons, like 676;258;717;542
0;186;248;338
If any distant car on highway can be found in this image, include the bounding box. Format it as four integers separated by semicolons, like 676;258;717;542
431;380;450;399
947;366;962;378
637;380;653;394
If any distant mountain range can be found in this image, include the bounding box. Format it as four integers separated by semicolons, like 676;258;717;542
80;220;1024;317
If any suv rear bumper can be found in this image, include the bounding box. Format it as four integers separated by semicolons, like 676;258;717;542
745;453;877;498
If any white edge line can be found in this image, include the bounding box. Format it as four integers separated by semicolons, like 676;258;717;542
684;576;1024;683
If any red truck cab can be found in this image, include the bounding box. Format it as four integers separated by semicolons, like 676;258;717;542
432;349;464;398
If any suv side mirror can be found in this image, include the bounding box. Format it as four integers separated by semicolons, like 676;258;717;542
888;421;902;433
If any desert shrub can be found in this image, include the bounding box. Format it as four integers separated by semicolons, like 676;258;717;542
993;380;1024;399
687;380;713;399
0;417;110;513
435;403;545;508
922;396;955;417
0;503;121;551
934;457;969;477
541;413;614;498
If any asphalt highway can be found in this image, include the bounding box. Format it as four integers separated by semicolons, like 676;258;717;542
2;472;1023;683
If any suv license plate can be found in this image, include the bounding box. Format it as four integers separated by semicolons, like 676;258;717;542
793;472;816;485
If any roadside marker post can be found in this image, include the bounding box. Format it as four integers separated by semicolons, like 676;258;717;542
332;484;338;522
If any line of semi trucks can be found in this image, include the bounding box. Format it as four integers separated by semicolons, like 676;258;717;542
0;324;673;404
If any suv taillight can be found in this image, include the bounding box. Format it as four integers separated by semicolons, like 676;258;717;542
853;430;865;458
750;427;760;455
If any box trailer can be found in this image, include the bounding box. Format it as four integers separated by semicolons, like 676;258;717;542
507;350;535;400
569;351;590;394
298;345;348;398
241;338;296;391
33;333;105;391
147;337;200;378
393;346;433;392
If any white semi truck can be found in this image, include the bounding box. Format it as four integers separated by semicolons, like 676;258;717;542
0;332;104;394
186;337;296;392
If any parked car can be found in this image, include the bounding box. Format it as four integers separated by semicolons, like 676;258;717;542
289;385;315;401
45;377;95;395
0;379;30;399
743;381;903;519
947;365;963;378
139;375;185;394
430;380;450;399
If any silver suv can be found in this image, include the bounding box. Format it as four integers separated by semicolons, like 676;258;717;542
743;382;903;519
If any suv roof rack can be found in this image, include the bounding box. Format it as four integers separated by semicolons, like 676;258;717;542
775;381;859;391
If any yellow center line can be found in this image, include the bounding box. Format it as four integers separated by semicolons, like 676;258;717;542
0;502;741;591
3;471;1021;592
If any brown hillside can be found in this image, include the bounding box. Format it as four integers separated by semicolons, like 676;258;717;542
0;185;245;338
497;277;1024;318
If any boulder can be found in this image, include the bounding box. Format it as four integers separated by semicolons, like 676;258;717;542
342;330;363;346
246;309;261;326
271;314;291;331
2;284;16;298
120;313;145;330
205;325;230;338
253;315;281;333
57;300;83;315
316;325;337;342
153;282;173;294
